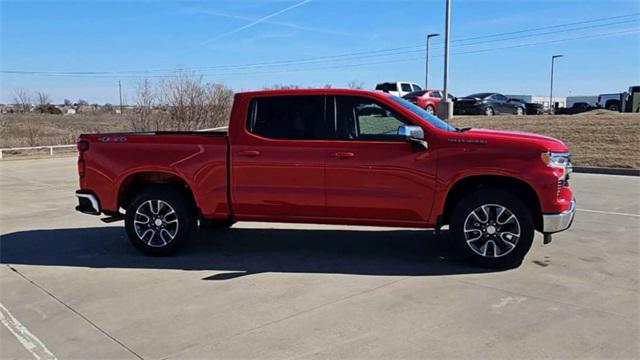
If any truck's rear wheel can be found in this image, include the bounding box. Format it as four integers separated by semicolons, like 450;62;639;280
450;189;534;268
125;186;195;255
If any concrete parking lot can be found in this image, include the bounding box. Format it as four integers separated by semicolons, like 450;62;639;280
1;157;638;359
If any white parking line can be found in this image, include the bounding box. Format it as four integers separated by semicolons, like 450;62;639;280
577;208;640;217
0;303;57;360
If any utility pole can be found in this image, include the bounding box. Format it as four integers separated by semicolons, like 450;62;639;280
437;0;453;119
549;54;563;114
425;33;440;89
118;80;123;115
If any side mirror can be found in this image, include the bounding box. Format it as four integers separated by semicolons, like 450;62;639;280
397;125;428;150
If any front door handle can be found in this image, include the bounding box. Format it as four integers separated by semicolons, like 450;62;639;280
239;150;261;157
333;152;355;159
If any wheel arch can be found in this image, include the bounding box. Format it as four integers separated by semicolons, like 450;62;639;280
604;99;620;109
439;175;542;231
118;171;197;213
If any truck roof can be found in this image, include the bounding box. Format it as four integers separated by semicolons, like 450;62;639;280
236;88;392;98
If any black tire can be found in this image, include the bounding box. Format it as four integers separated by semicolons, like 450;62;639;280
607;102;620;111
485;107;494;116
425;105;435;115
450;189;534;269
125;186;195;255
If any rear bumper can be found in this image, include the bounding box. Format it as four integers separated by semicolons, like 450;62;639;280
75;190;100;215
542;197;576;233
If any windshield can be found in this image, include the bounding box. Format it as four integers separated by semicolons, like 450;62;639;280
403;90;426;98
389;96;455;131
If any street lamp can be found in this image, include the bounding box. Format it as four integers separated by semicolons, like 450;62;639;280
550;54;563;113
437;0;453;120
425;33;440;89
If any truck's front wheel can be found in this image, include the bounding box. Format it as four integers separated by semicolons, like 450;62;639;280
450;189;534;268
125;186;195;255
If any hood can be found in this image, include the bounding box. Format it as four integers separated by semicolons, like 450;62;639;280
457;97;483;103
464;128;568;152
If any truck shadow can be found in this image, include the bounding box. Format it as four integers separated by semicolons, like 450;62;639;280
0;226;502;279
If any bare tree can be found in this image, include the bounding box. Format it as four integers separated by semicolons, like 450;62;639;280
347;80;364;89
132;78;158;131
13;88;32;112
206;83;234;128
24;117;42;146
161;73;208;130
35;92;51;106
63;99;72;107
265;84;300;90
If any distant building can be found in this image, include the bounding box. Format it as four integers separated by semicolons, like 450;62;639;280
506;95;566;110
0;104;16;113
566;96;597;107
77;104;98;113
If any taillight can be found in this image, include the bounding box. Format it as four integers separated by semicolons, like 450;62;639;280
77;140;90;152
78;159;86;177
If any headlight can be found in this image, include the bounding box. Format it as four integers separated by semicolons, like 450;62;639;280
541;152;571;168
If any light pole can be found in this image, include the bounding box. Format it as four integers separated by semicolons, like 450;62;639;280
549;54;563;114
425;33;440;89
437;0;453;119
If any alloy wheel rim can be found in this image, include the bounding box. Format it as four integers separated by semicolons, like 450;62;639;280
463;204;521;258
133;200;179;247
486;108;493;116
426;106;434;115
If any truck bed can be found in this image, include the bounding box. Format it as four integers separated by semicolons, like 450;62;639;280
78;131;230;219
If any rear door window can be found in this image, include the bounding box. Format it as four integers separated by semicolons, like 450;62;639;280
247;96;332;139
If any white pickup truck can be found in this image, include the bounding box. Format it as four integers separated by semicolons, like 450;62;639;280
375;82;423;97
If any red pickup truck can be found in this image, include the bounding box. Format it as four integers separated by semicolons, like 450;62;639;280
75;88;575;268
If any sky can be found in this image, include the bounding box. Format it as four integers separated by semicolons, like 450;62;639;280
1;0;639;104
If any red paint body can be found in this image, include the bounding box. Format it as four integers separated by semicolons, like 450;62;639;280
404;89;443;110
78;88;573;228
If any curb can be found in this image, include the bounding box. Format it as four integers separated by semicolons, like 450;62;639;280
573;166;640;176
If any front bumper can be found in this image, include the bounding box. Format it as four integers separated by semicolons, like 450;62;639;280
454;105;484;115
75;190;100;215
542;198;576;233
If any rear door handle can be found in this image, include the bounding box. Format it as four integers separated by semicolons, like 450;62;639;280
239;150;261;157
333;152;355;159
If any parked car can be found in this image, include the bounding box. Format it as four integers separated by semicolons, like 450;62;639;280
455;93;526;116
375;82;422;97
559;102;596;115
75;88;575;268
508;98;544;115
403;89;455;115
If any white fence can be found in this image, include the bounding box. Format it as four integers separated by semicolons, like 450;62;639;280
0;145;76;160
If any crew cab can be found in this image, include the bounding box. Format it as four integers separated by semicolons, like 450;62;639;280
375;82;422;97
76;88;575;268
